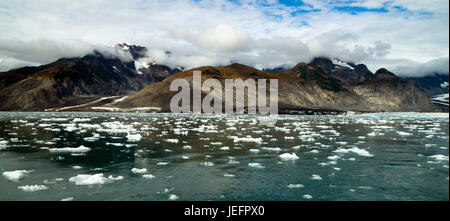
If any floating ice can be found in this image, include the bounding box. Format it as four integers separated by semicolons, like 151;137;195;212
327;155;340;160
131;168;148;174
157;162;169;165
61;197;74;201
169;194;179;200
49;145;91;154
230;136;263;144
2;170;31;182
83;133;100;142
18;185;48;192
248;163;265;169
307;150;319;154
224;174;235;177
429;155;449;162
334;147;373;157
165;139;179;143
262;147;282;152
72;166;82;170
126;134;142;142
311;175;322;180
279;153;299;160
287;184;304;188
249;149;260;153
201;162;215;167
69;173;122;185
220;146;230;150
143;174;155;179
397;131;412;136
303;194;313;199
73;118;91;122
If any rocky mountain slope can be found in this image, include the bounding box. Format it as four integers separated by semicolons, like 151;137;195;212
0;44;179;111
115;58;437;113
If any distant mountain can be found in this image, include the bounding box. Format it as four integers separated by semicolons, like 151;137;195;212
0;44;179;111
0;53;440;112
402;74;449;96
114;58;437;113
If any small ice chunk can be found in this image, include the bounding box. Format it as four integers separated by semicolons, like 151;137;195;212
224;174;235;177
311;175;322;180
131;168;147;174
429;155;449;161
279;153;299;160
249;149;260;153
397;131;412;136
2;170;31;182
287;184;304;188
18;185;48;192
126;134;142;142
165;139;179;143
61;197;74;201
220;146;230;150
333;147;373;157
142;174;155;179
169;194;179;200
248;163;265;169
68;173;120;185
49;145;91;154
303;194;312;199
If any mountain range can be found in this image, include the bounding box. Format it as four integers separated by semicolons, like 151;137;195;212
0;43;446;113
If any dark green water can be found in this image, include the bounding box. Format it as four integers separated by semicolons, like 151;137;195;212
0;112;448;201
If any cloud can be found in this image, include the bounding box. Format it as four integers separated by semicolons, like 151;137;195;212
0;0;448;77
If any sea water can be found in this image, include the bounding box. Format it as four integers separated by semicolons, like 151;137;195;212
0;112;448;201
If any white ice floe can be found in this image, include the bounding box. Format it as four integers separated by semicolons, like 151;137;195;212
397;131;412;136
201;162;215;167
262;147;282;152
249;149;260;153
248;163;265;169
83;133;100;142
219;146;230;150
287;184;304;188
165;139;179;143
72;166;82;170
131;168;148;174
327;155;340;160
230;136;263;144
18;185;48;192
69;173;123;185
169;194;179;200
73;118;91;122
0;140;8;150
61;197;74;201
126;134;142;142
311;175;322;180
333;147;373;157
303;194;313;199
307;150;319;154
142;174;155;179
429;155;449;162
157;162;169;165
279;153;299;161
49;145;91;154
224;174;235;177
2;170;31;182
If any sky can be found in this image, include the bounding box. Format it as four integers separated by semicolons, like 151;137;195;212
0;0;448;77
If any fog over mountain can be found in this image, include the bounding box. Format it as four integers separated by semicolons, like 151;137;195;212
0;0;448;77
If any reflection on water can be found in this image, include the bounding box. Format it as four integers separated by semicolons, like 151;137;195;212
0;112;448;201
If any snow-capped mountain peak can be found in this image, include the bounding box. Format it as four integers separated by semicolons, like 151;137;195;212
332;59;354;70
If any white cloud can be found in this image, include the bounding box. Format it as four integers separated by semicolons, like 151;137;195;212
0;0;448;76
